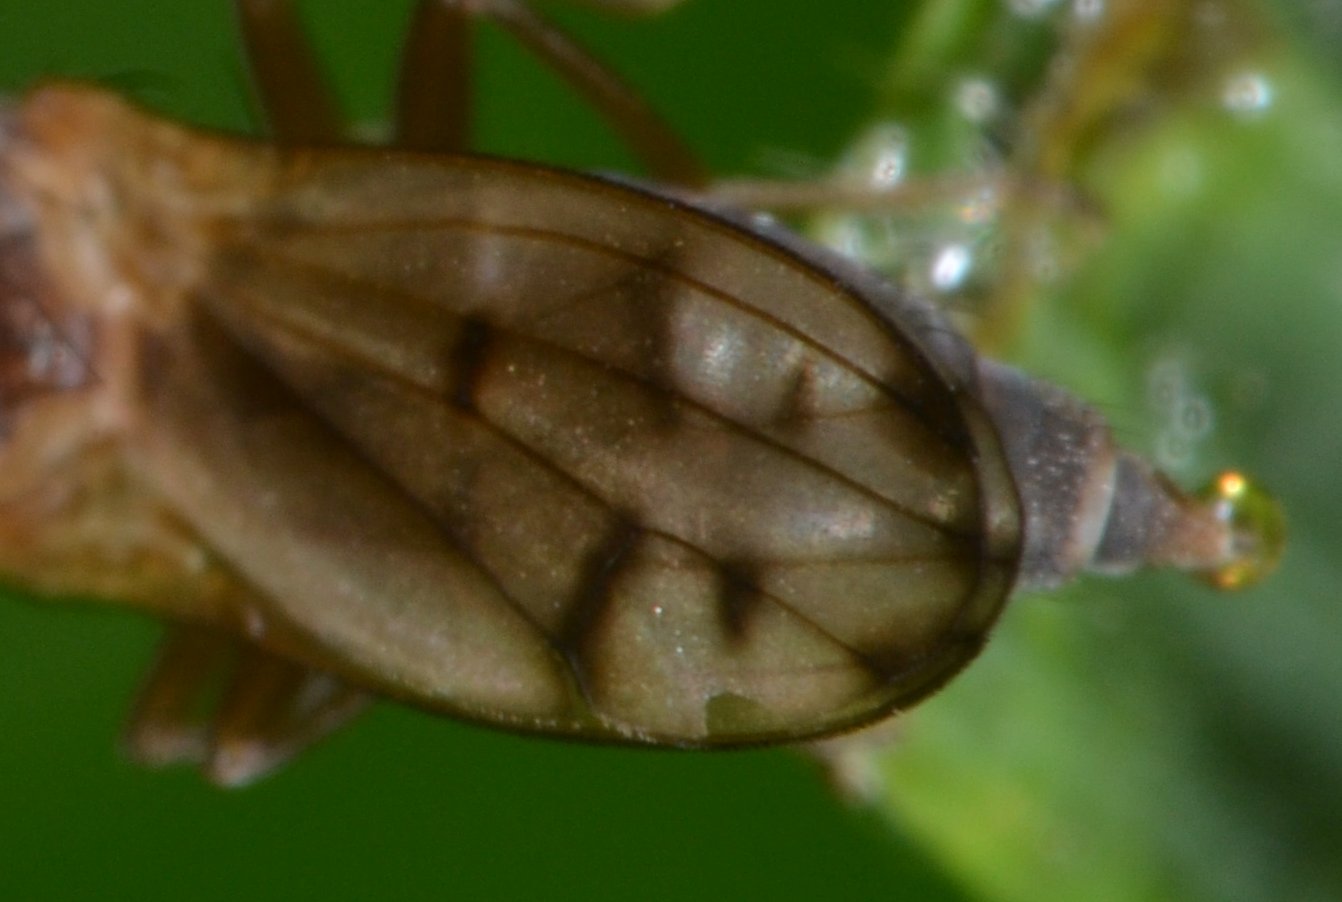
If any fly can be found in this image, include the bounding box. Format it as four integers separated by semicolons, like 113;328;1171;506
0;0;1283;786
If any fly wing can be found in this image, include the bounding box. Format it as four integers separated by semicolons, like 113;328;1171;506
141;151;1020;744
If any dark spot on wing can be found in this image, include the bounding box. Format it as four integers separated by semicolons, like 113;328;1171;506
716;559;765;643
448;315;494;411
558;515;644;662
770;361;812;429
619;246;688;434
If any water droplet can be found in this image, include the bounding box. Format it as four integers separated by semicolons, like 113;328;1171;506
839;122;910;189
1222;71;1274;119
1196;470;1285;589
953;76;1001;124
930;243;972;291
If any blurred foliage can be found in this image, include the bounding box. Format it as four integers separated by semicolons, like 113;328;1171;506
0;1;1338;901
820;2;1342;900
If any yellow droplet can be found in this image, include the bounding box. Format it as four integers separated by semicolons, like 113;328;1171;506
1197;470;1285;589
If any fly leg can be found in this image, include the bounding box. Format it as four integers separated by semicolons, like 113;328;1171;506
235;0;705;180
204;646;372;788
124;625;371;787
394;1;473;152
123;627;231;770
397;0;706;183
234;0;345;144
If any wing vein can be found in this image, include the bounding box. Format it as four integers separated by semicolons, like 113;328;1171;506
215;244;978;540
209;213;963;453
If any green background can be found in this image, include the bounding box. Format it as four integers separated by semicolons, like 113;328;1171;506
0;1;1338;900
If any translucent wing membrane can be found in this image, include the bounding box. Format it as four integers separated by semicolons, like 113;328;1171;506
127;146;1021;743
